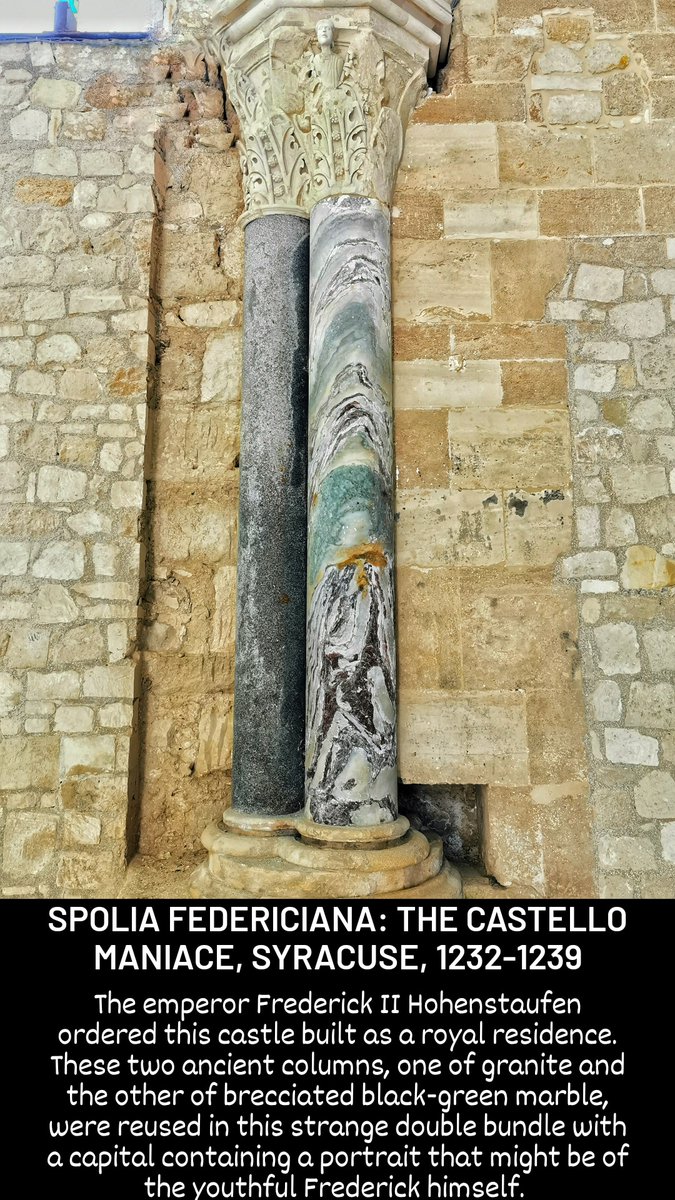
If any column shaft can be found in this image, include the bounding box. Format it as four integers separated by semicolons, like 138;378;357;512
305;195;397;826
232;215;309;814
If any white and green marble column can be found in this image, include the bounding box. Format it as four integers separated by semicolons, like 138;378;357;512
193;0;461;899
306;195;397;826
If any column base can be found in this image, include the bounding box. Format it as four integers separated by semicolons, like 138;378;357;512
190;810;463;899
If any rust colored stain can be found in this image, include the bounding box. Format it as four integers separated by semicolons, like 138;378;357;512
110;367;146;397
337;542;388;591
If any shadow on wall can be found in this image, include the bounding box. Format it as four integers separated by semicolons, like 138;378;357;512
399;782;484;869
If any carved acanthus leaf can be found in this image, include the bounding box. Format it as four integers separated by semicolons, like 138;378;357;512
207;18;428;216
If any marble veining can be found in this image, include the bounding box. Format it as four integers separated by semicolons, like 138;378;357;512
306;195;397;825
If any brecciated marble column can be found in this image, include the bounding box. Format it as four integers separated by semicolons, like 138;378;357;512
306;195;397;826
233;214;309;814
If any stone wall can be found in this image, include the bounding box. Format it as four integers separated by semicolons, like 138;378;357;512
0;37;189;895
1;0;674;898
138;59;243;865
393;0;675;898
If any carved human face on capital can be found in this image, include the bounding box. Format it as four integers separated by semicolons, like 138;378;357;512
316;19;334;47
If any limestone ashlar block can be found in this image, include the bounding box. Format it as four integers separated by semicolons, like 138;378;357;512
14;177;75;206
460;573;579;691
498;0;655;34
631;33;675;75
413;83;526;124
500;360;568;408
2;812;59;878
138;653;232;699
391;190;444;240
525;684;588;786
466;33;542;82
498;127;593;188
448;408;571;490
399;123;499;191
396;488;505;567
394;409;450;487
626;682;675;730
186;150;243;228
505;489;573;566
595;126;675;185
152;489;238;565
643;629;675;673
537;782;595;899
651;78;675;119
492;240;569;321
0;735;60;791
393;321;450;360
450;321;567;361
396;566;462;691
150;407;240;481
392;239;492;321
399;689;529;787
483;781;593;896
157;226;243;303
442;189;538;240
482;785;544;892
394;359;502;410
60;735;117;778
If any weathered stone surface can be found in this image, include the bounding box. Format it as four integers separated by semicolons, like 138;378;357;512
60;734;117;778
460;576;578;691
30;78;82;109
594;623;641;675
3;812;58;877
399;691;529;787
574;363;616;392
626;682;675;729
548;92;602;124
492;240;569;322
635;337;675;389
661;824;675;864
397;568;461;691
634;771;675;818
400;123;498;191
396;489;505;567
561;551;617;578
448;408;570;489
621;545;675;590
0;736;59;790
605;727;659;766
498;126;593;187
505;490;572;566
442;190;537;239
643;630;675;673
539;188;641;236
574;264;624;302
32;541;85;581
591;680;622;722
595;126;675;185
393;240;492;321
394;359;502;410
500;361;568;408
610;465;668;504
599;835;657;871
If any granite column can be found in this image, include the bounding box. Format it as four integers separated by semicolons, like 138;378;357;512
233;214;309;814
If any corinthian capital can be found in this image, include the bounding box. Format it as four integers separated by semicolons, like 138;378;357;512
204;1;454;220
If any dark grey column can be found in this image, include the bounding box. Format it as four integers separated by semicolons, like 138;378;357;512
232;214;309;814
